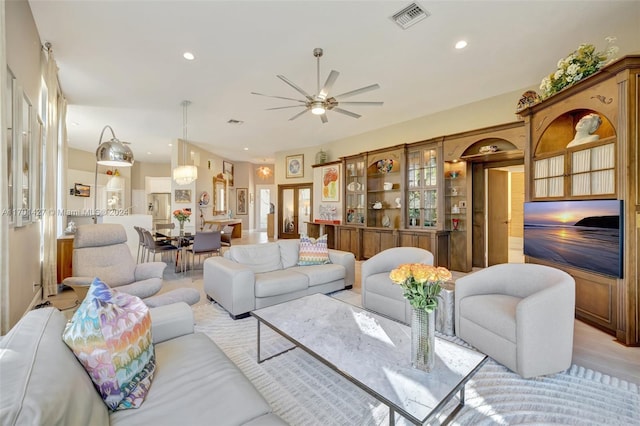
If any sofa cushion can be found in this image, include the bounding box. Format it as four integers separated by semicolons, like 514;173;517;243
110;333;275;425
62;278;155;411
0;308;109;426
289;264;345;286
297;234;331;266
255;270;309;297
459;294;520;343
278;239;300;269
228;242;283;273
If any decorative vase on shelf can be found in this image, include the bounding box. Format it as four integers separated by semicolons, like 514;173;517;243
411;308;435;372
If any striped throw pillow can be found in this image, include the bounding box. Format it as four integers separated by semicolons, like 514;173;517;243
62;277;155;411
297;234;331;266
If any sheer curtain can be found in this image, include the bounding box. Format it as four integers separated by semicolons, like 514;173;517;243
0;2;11;332
41;45;66;297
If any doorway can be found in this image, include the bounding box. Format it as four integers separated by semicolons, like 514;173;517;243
278;183;312;239
255;185;275;232
471;161;525;267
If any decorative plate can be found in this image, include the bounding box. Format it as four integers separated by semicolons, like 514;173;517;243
376;159;394;174
199;191;210;205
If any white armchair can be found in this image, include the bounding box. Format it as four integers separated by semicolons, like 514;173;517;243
455;263;575;378
361;247;434;324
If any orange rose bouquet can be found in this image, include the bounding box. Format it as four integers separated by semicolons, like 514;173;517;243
173;209;191;224
389;264;452;312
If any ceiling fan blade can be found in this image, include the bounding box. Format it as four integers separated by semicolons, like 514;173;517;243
277;75;314;100
265;105;306;111
320;113;328;124
289;109;310;121
333;84;380;100
338;101;384;106
251;92;306;103
332;107;361;119
318;70;340;100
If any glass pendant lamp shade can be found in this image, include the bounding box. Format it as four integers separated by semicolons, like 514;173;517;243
173;165;198;185
173;100;197;185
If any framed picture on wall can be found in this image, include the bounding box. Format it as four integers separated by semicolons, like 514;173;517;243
223;161;234;187
74;183;90;197
321;165;340;202
236;188;248;215
175;189;191;203
286;154;304;178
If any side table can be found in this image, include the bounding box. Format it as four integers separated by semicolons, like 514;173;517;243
436;281;455;336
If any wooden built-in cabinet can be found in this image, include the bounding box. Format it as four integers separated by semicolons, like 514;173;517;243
518;55;639;346
56;236;74;284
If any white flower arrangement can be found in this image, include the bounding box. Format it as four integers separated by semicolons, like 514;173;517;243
539;38;619;99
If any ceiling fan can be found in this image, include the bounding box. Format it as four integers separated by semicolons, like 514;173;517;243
252;48;383;123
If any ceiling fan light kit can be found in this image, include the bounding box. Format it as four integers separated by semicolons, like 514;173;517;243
253;48;383;123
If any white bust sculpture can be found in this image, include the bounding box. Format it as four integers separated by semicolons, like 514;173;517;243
567;113;602;147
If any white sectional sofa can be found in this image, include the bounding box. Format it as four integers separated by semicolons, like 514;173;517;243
0;303;286;426
203;239;355;319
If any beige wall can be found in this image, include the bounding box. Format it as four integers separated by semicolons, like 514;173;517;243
4;0;46;329
131;161;170;190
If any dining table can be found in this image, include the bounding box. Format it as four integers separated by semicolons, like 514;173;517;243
155;231;194;273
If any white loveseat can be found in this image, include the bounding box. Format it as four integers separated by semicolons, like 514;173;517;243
0;303;286;426
203;239;355;319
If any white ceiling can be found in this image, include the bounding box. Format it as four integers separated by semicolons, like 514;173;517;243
28;1;640;164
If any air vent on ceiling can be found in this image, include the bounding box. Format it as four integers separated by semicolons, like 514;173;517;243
227;119;244;125
391;2;430;29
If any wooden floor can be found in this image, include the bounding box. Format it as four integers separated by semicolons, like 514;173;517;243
49;230;640;385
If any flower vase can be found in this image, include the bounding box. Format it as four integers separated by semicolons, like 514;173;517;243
179;222;184;237
411;308;435;372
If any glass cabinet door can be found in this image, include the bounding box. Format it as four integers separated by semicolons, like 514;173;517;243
344;156;366;225
407;147;438;228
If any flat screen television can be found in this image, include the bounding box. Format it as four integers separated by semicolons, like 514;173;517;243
523;200;623;278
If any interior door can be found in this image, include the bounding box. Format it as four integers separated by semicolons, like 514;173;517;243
278;184;313;239
487;169;509;265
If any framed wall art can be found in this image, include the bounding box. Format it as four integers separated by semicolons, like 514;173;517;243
286;154;304;178
236;187;248;215
74;183;90;197
175;189;192;203
223;161;234;187
321;165;340;202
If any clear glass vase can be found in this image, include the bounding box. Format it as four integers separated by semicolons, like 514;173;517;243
179;222;184;237
411;308;435;372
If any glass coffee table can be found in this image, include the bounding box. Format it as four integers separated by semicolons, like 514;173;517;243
251;293;487;425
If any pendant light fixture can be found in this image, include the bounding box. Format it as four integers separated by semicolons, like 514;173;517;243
173;100;198;185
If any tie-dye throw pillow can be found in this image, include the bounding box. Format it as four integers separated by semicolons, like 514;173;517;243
297;234;331;266
62;277;155;411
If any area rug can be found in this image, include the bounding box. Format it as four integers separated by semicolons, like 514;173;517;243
193;298;639;426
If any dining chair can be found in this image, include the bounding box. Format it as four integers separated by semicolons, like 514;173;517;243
220;225;233;247
133;226;147;263
142;228;178;263
186;231;221;272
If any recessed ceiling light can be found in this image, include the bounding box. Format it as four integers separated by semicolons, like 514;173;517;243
183;52;195;60
455;40;468;49
168;143;173;147
243;147;249;151
147;151;152;155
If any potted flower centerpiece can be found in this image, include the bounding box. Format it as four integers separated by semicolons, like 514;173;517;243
173;208;191;236
389;263;452;372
